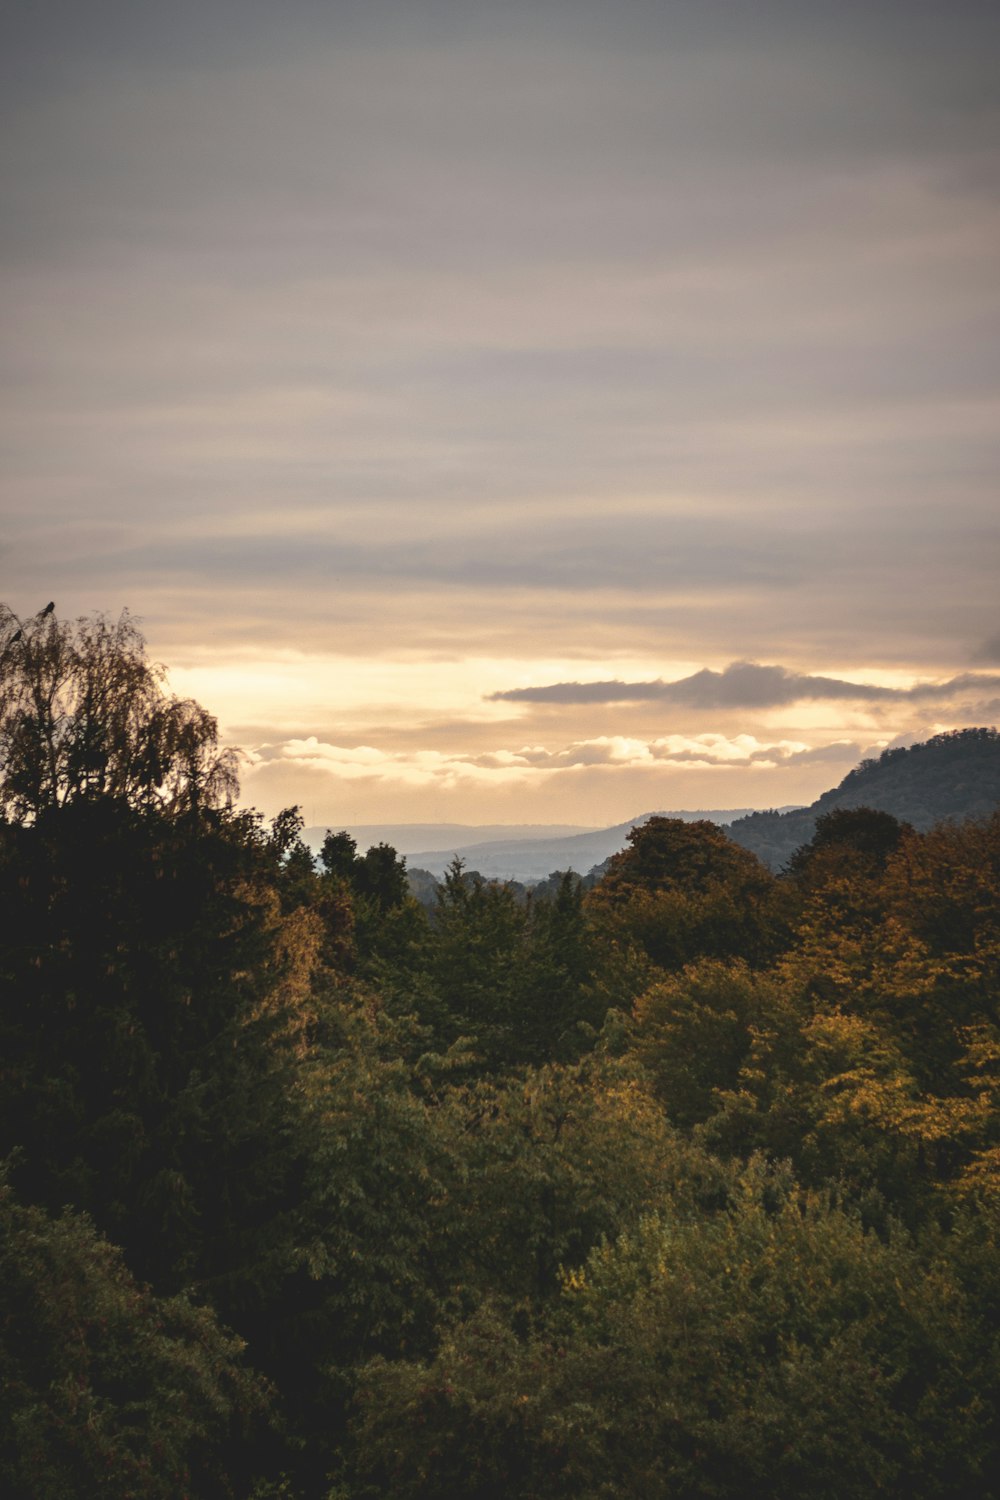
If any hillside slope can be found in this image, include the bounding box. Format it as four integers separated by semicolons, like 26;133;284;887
728;727;1000;870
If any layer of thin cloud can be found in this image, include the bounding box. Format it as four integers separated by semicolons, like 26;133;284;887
244;730;860;791
490;662;1000;709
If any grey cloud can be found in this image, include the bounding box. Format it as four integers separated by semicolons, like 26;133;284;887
911;673;1000;700
6;0;1000;286
489;663;1000;710
492;681;670;707
9;2;999;105
245;742;288;765
29;495;997;601
781;741;863;766
972;634;1000;665
69;520;801;595
7;501;998;676
487;664;875;708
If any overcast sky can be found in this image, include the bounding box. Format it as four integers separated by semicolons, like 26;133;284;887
3;0;999;826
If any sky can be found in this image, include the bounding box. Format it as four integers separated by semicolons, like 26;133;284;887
3;0;999;828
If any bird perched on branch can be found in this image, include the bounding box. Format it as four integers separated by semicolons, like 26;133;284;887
41;602;54;616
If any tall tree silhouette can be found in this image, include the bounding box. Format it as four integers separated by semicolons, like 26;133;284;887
0;605;237;819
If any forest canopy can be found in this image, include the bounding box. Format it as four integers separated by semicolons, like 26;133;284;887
1;606;999;1499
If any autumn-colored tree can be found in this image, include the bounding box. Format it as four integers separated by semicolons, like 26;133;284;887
586;818;785;973
787;806;908;886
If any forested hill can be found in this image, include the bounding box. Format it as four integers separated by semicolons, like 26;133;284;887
729;727;1000;869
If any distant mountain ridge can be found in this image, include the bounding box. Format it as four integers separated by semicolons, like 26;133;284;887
305;811;769;882
728;727;1000;870
302;822;598;857
402;809;769;882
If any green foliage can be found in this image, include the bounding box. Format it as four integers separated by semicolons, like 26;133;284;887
540;1163;989;1499
313;829;417;986
322;826;409;901
427;863;534;1060
375;862;607;1070
0;799;320;1336
432;1052;682;1309
632;960;784;1127
349;1160;992;1500
296;1004;457;1365
0;1178;270;1500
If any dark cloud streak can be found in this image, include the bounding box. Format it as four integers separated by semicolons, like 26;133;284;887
489;662;1000;710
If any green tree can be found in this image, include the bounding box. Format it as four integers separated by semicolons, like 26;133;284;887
357;842;409;913
320;829;359;881
0;610;329;1374
0;1178;270;1500
395;863;605;1069
318;828;410;962
632;959;785;1128
350;1160;992;1500
433;1051;682;1308
0;799;323;1337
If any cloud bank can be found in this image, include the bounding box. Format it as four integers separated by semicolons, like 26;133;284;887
243;729;865;798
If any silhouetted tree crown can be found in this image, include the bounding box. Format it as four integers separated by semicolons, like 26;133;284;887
597;816;771;898
0;605;238;820
787;805;908;883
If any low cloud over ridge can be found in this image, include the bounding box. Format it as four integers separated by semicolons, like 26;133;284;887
489;662;1000;710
